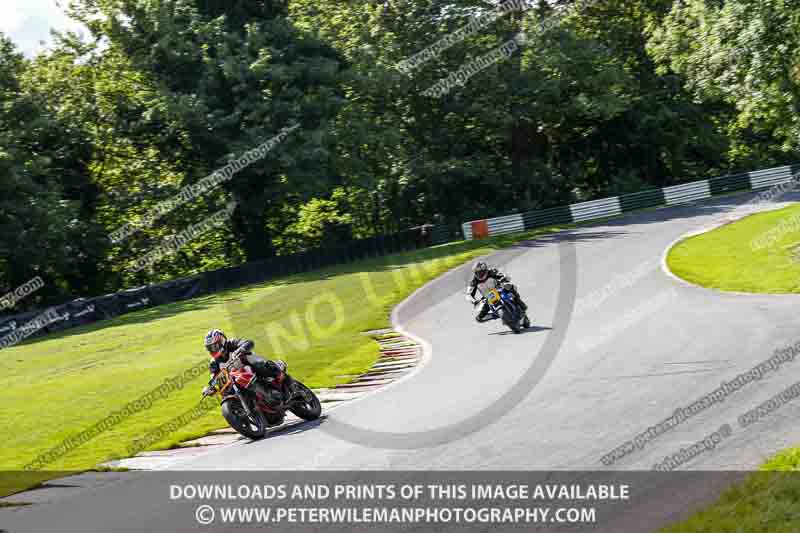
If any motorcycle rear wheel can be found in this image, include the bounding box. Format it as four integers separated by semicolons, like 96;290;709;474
289;382;322;421
499;308;522;334
221;399;267;439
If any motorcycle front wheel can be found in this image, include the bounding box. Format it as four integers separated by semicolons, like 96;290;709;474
221;399;267;439
289;381;322;421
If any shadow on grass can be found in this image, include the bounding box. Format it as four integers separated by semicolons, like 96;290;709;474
10;223;633;353
13;227;577;348
7;294;223;348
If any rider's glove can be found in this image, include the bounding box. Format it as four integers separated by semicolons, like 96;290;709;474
465;294;476;304
272;360;287;384
202;385;216;397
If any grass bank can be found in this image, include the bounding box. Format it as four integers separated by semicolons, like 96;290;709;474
667;203;800;293
661;468;800;532
1;226;563;494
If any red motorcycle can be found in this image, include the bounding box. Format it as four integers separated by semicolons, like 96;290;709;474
204;351;321;439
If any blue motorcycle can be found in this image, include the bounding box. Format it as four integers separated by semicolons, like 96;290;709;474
473;278;530;334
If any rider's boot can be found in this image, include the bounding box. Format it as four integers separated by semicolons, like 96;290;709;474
475;303;494;323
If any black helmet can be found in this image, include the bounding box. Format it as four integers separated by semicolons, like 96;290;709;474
204;329;227;359
473;261;489;281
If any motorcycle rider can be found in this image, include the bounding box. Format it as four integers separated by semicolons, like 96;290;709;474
201;329;291;405
466;261;529;324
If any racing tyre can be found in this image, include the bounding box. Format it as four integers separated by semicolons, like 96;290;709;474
221;399;267;439
499;309;522;334
289;381;322;421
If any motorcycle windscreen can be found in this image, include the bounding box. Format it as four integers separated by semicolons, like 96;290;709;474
477;278;501;304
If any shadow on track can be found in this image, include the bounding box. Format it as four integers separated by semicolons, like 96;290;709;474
489;325;553;336
236;415;328;445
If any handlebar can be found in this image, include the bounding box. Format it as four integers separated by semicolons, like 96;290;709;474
225;349;247;368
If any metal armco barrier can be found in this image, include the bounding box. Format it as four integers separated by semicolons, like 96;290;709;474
749;165;798;189
662;180;710;206
570;196;622;222
462;163;800;240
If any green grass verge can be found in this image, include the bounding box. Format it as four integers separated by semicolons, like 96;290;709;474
667;203;800;293
660;470;800;533
1;226;564;495
663;202;800;531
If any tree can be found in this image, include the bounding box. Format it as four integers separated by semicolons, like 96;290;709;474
0;35;93;307
647;0;800;165
70;0;347;260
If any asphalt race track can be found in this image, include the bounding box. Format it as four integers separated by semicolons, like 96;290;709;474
5;190;800;532
177;189;800;472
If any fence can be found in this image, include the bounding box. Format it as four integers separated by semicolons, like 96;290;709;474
462;163;800;239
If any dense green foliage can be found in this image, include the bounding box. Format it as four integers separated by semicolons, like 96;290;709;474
1;0;799;308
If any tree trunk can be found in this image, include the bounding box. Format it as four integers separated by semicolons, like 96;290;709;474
509;12;531;208
231;192;274;261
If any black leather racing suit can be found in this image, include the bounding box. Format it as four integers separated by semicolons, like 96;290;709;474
467;269;528;323
208;338;288;393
